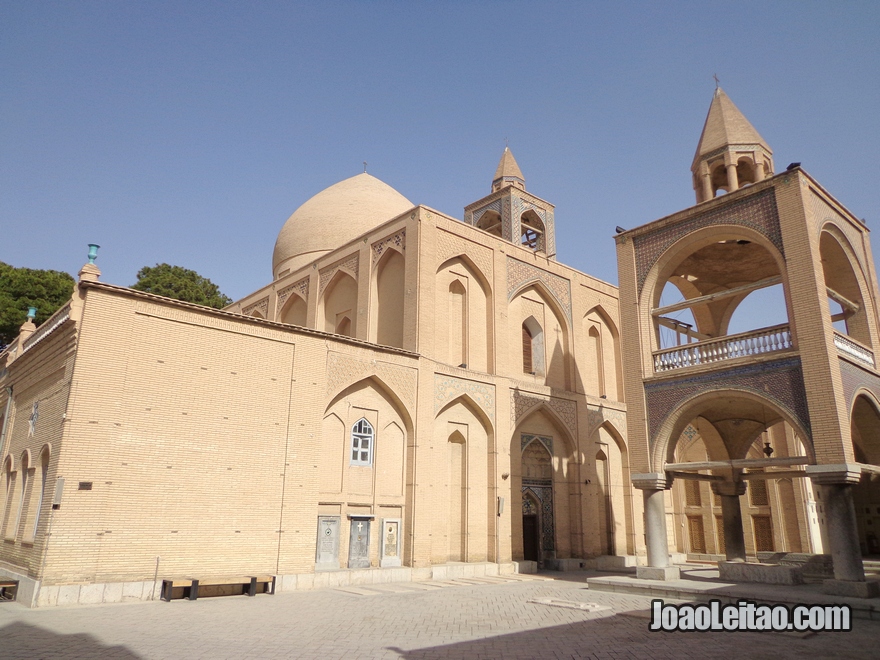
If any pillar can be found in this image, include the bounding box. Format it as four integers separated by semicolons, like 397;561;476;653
712;481;747;561
643;488;669;568
807;465;879;598
725;162;739;193
700;161;713;202
631;473;680;580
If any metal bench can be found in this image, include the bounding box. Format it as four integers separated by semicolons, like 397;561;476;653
161;575;275;602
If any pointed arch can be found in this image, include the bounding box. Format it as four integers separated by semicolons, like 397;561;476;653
321;269;358;337
371;247;405;348
437;393;495;436
436;254;493;373
278;290;307;326
651;388;815;472
510;281;571;389
325;374;414;436
584;304;623;401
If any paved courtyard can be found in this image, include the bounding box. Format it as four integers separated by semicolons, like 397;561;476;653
1;573;877;659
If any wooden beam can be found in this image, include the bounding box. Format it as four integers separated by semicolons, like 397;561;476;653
665;456;811;472
652;276;782;317
655;316;712;341
667;471;724;482
741;470;809;480
826;286;861;314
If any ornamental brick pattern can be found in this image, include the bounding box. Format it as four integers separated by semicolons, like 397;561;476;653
810;190;868;272
371;229;406;267
838;357;880;414
433;374;495;422
277;277;309;310
632;188;782;295
241;297;269;318
506;257;572;322
319;252;359;295
510;389;577;440
325;351;418;414
435;229;493;283
643;357;811;444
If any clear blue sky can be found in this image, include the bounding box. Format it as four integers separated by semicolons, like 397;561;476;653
2;2;878;303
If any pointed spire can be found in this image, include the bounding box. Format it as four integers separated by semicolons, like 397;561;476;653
691;87;774;204
492;147;525;192
694;87;770;162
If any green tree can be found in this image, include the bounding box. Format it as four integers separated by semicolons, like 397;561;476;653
0;261;76;347
131;264;232;309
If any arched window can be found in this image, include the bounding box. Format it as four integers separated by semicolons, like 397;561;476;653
521;317;545;376
28;447;49;541
520;211;545;251
449;280;467;367
14;451;28;538
350;418;374;466
336;316;352;337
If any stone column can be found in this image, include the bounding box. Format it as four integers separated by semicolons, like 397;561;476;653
807;464;879;598
726;162;739;193
700;162;713;202
712;481;747;561
631;473;679;580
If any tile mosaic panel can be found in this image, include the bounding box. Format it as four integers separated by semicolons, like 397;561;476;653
643;356;810;445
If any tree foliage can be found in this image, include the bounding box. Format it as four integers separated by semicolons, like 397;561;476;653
0;261;76;347
131;263;232;309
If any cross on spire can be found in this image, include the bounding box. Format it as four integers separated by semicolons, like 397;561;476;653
713;73;720;89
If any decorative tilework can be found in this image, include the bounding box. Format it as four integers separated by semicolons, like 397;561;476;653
511;389;577;439
502;197;512;242
586;404;627;439
512;197;547;252
277;277;309;310
810;191;868;273
434;374;495;422
521;433;553;455
436;230;493;283
326;352;417;415
241;297;269;318
521;481;555;551
469;200;502;228
372;229;406;267
838;357;880;417
631;188;782;295
319;253;359;295
643;356;811;445
506;257;572;322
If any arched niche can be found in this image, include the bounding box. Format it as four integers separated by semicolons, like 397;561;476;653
278;292;307;327
435;255;493;373
583;305;624;401
321;270;358;337
434;395;495;563
592;422;634;556
511;406;579;562
371;248;405;348
510;283;570;389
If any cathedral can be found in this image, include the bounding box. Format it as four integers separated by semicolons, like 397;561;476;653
1;89;878;607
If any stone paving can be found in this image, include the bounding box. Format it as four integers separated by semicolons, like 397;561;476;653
1;572;878;659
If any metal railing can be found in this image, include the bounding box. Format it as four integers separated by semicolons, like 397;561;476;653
653;324;792;372
833;331;875;369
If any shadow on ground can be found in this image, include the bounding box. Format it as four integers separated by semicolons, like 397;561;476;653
0;621;142;659
388;609;872;660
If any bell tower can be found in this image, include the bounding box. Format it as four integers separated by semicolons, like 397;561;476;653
465;147;556;259
692;87;774;203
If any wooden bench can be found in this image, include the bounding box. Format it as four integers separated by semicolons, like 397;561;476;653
161;575;275;602
0;579;18;601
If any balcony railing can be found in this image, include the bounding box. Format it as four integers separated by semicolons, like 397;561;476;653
833;331;875;369
653;324;792;373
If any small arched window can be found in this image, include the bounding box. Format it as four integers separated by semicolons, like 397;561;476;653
522;324;533;373
350;418;374;466
522;317;545;376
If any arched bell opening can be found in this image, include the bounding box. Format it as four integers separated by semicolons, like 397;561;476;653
476;210;503;237
819;229;874;354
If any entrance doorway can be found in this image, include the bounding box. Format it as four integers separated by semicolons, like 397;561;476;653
522;497;540;562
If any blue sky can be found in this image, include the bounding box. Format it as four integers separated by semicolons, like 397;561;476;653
2;1;878;304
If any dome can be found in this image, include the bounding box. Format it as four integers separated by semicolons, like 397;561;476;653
272;173;413;279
